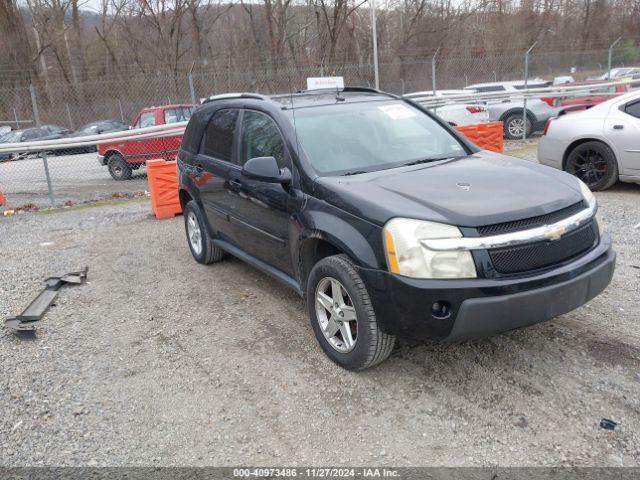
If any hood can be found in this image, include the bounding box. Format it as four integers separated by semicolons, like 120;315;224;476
313;151;584;227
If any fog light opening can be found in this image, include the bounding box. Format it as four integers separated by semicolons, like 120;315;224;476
431;301;452;319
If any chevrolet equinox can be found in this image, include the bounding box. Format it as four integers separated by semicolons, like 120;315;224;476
177;87;615;370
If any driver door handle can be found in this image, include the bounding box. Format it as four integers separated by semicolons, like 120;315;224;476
229;179;242;189
613;125;624;130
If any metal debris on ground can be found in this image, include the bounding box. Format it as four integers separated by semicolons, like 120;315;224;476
599;418;618;430
4;267;88;333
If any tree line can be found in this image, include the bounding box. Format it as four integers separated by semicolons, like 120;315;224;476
1;0;639;89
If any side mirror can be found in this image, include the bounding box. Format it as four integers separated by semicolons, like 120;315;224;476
241;156;291;184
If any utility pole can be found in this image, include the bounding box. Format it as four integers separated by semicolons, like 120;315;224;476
370;0;379;90
522;41;537;140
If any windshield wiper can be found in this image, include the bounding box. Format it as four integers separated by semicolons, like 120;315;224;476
403;156;461;166
341;170;368;176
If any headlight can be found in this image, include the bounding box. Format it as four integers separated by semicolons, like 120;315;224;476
578;179;595;206
383;218;477;279
577;179;601;233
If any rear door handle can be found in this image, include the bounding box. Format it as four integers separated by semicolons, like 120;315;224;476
229;179;242;188
613;125;624;130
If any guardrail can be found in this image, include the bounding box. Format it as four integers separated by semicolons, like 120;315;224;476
404;77;638;108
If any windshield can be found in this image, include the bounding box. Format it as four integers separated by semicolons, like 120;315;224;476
286;100;467;175
0;131;21;143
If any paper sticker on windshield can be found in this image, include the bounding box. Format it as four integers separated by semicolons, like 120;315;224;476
378;104;417;120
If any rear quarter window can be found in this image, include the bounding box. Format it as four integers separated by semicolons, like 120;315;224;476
200;109;239;162
624;100;640;119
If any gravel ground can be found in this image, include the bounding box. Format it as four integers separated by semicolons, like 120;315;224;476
1;157;640;467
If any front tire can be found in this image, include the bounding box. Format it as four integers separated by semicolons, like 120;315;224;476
565;141;618;191
503;112;533;140
107;154;132;181
184;200;224;264
306;254;396;370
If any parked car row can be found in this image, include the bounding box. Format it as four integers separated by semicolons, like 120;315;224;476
405;77;635;139
0;120;129;160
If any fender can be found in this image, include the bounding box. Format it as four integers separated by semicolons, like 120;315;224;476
294;197;385;275
561;135;622;171
99;147;124;165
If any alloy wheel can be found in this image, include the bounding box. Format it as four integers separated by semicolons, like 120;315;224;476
507;118;527;137
315;277;358;353
568;149;608;186
187;211;203;255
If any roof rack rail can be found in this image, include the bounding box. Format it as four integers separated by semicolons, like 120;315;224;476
202;93;268;104
293;86;398;98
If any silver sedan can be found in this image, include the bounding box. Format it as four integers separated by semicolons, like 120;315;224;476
538;90;640;190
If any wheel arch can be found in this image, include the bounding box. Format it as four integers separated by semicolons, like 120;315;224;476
103;148;124;163
296;213;382;292
499;107;537;123
298;235;345;291
562;137;619;171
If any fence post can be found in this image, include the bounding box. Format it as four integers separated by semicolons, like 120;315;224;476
118;99;125;123
522;42;537;140
65;103;74;130
13;108;19;129
608;37;622;80
432;47;440;95
30;84;55;207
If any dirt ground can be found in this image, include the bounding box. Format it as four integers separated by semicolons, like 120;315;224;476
1;175;639;467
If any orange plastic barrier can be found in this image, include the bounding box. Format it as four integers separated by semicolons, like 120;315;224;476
455;121;504;153
146;159;182;219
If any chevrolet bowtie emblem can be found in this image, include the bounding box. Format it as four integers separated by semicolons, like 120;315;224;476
544;224;567;241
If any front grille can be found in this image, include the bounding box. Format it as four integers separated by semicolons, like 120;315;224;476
488;221;598;274
478;202;585;236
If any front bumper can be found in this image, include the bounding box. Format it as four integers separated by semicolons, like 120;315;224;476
359;234;615;341
97;154;105;166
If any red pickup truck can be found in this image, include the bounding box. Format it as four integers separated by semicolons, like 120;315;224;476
543;82;628;112
98;104;195;180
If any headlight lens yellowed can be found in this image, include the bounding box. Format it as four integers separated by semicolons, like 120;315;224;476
383;218;477;279
578;179;595;205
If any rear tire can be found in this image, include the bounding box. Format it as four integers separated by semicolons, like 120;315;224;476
306;254;396;370
107;154;132;181
184;200;224;264
565;141;618;191
503;112;533;140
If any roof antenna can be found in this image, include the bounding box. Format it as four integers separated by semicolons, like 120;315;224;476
335;85;345;102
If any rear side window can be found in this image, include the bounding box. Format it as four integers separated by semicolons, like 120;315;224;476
136;112;156;128
164;107;193;124
201;109;238;162
625;100;640;119
240;110;286;168
475;86;505;92
22;128;43;140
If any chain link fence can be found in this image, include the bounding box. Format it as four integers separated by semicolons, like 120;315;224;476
0;48;637;210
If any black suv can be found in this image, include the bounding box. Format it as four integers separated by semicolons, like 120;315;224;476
177;88;615;370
